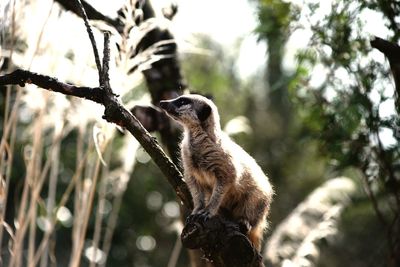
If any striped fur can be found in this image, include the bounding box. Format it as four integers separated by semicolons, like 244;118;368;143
159;94;273;250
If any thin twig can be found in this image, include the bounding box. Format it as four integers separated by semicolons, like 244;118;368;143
101;31;112;92
74;0;102;81
54;0;123;32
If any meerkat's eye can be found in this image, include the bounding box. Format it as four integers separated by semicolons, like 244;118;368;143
176;97;191;107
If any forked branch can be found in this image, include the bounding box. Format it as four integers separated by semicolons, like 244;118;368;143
0;66;193;209
0;0;193;210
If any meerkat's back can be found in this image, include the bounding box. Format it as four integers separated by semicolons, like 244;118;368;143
222;133;272;190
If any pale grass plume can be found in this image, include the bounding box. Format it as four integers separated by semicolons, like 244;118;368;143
0;0;183;265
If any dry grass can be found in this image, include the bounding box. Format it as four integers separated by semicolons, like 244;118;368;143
0;0;149;266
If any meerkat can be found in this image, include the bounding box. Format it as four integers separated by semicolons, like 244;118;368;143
159;94;273;250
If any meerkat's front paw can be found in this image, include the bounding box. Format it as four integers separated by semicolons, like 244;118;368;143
186;209;212;224
185;214;196;224
196;209;211;222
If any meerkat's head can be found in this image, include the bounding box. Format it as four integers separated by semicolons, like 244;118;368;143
159;94;220;131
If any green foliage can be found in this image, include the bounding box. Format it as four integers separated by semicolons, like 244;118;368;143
289;0;400;264
245;0;330;227
180;35;247;123
293;0;399;180
255;0;298;41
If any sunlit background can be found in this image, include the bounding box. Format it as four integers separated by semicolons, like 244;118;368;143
0;0;399;266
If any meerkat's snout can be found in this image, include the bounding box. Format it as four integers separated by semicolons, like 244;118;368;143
159;100;171;110
159;100;178;116
159;96;196;120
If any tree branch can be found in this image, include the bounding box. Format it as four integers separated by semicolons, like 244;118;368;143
54;0;123;32
1;0;196;224
74;0;102;81
0;69;104;103
181;216;264;267
129;0;187;165
0;68;193;210
370;36;400;114
55;0;187;163
100;31;112;91
370;37;400;64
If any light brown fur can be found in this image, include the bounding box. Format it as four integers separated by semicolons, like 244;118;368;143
160;94;273;250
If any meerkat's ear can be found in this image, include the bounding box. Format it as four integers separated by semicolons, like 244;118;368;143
197;104;212;121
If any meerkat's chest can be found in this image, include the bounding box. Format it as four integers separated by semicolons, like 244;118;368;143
183;137;221;167
181;141;217;187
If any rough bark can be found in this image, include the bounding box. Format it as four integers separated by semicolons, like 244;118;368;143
182;216;265;267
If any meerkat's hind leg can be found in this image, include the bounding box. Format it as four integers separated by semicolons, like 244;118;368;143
185;178;208;224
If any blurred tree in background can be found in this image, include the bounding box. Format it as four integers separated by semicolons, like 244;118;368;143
259;0;399;266
0;0;399;266
249;0;328;226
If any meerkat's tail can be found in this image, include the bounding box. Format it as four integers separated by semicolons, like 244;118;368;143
248;219;267;252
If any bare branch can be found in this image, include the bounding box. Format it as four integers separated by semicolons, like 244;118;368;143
100;31;112;91
74;0;102;81
0;69;193;209
370;37;400;63
0;69;104;103
370;36;400;114
54;0;123;31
